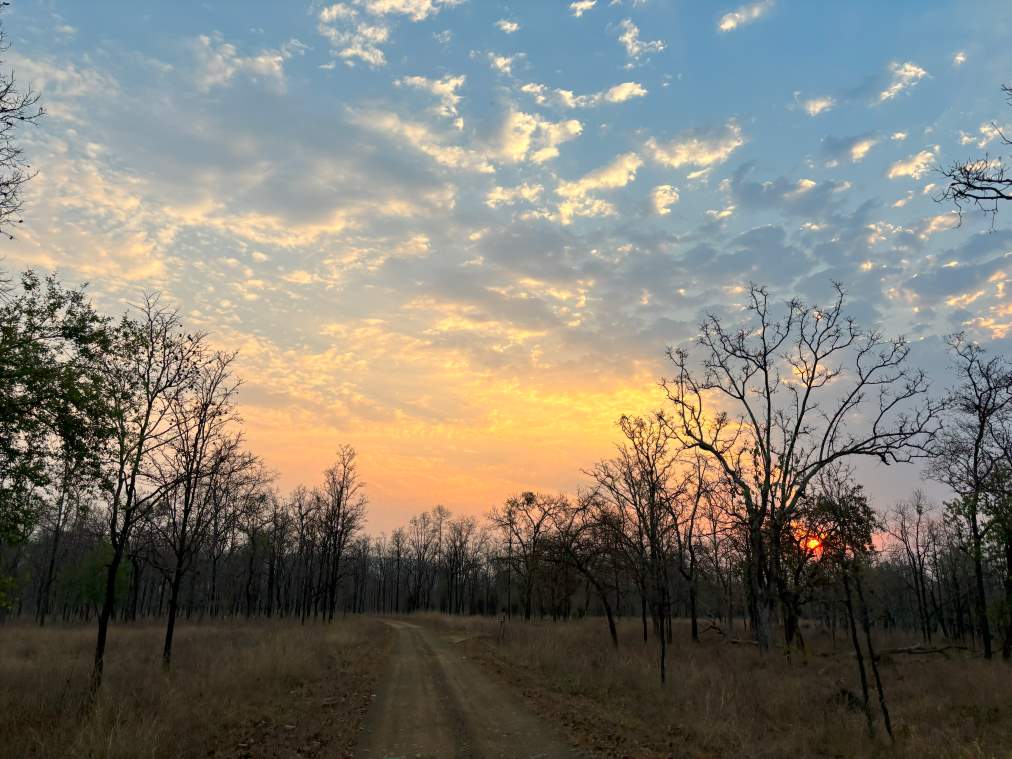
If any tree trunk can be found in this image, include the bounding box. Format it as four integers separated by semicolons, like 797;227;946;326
970;499;993;658
162;561;185;669
842;572;874;737
92;542;125;692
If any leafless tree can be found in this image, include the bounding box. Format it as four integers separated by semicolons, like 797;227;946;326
153;348;242;666
664;283;938;650
0;3;43;239
320;445;367;621
940;84;1012;223
92;297;205;690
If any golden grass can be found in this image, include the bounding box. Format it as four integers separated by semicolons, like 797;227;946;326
422;614;1012;758
0;618;389;758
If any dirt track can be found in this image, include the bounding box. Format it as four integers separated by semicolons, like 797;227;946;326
356;620;578;758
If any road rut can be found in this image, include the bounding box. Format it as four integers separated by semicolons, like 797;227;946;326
356;620;578;758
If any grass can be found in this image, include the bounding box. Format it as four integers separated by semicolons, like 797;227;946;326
0;617;389;758
422;614;1012;758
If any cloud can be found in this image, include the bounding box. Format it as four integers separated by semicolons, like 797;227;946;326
486;183;543;208
520;80;647;108
496;19;520;34
616;19;665;65
651;185;679;215
318;5;390;67
959;122;1008;149
351;109;494;172
798;94;834;117
718;0;774;32
192;33;302;93
887;146;938;180
488;52;520;75
570;1;597;17
646;120;745;169
953;50;967;66
497;109;584;164
356;0;464;21
397;74;466;126
878;61;928;102
822;133;878;164
554;151;643;223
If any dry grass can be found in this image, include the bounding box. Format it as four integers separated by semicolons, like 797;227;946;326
422;614;1012;758
0;617;390;758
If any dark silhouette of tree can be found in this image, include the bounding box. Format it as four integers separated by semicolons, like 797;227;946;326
0;2;43;239
940;84;1012;223
664;283;939;651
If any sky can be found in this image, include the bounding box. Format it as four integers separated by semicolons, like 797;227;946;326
3;0;1012;532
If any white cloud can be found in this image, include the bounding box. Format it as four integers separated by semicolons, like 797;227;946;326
521;80;647;108
488;52;519;75
919;212;960;238
570;1;597;17
318;5;390;67
959;122;1008;149
887;146;938;180
891;131;908;141
554;151;643;223
498;110;583;164
799;94;834;117
718;0;774;32
192;33;302;93
878;61;928;102
496;19;520;33
485;183;543;208
651;184;679;215
397;74;466;127
646;120;745;169
849;137;878;162
953;51;967;66
352;110;494;172
357;0;464;21
616;19;665;65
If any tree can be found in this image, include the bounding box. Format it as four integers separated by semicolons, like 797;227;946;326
0;3;43;238
320;445;366;621
929;333;1012;659
92;297;205;690
940;84;1012;223
154;350;242;667
490;492;562;621
587;414;677;683
0;272;109;545
664;283;938;650
813;466;893;741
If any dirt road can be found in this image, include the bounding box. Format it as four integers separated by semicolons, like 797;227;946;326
356;620;578;758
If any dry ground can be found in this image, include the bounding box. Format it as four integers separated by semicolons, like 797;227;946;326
0;617;390;758
419;614;1012;759
357;619;575;757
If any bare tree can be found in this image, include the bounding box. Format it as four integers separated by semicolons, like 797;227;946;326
320;445;367;621
490;492;563;621
587;414;678;683
940;84;1012;223
92;297;205;690
0;2;43;238
664;283;938;650
155;350;242;667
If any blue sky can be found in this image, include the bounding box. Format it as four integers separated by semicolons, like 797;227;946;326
5;0;1012;529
